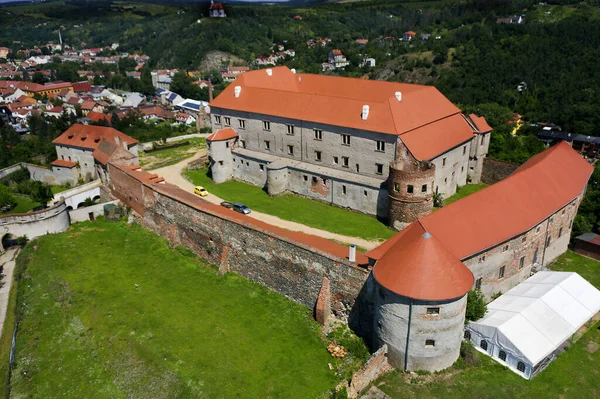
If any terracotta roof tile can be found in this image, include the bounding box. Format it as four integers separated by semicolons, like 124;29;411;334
206;127;238;141
373;222;473;300
51;159;77;168
53;124;138;150
210;67;476;160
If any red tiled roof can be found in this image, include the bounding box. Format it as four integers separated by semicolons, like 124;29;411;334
81;100;95;110
51;159;77;168
206;127;238;142
53;124;138;150
87;111;112;124
209;67;478;160
367;141;594;262
468;113;493;134
373;222;473;300
404;31;417;36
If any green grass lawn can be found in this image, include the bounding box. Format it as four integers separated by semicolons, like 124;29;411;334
442;183;488;207
6;195;41;214
9;221;338;398
140;140;206;170
184;167;395;241
373;251;600;399
50;184;71;195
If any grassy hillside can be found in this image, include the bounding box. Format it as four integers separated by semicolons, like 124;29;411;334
9;220;338;398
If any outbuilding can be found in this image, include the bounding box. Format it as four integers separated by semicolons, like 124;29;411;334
466;271;600;379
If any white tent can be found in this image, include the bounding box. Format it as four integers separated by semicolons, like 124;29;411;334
466;271;600;379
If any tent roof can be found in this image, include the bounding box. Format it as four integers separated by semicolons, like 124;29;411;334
469;271;600;366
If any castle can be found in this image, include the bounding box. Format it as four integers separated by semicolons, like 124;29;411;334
207;66;492;228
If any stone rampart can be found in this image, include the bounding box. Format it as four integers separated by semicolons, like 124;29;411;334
107;163;369;318
481;158;519;185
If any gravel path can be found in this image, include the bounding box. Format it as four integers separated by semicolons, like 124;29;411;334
153;152;383;251
0;247;19;338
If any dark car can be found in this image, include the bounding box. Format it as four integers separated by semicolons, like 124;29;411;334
220;201;251;214
220;201;234;209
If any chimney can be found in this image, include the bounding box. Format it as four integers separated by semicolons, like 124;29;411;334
234;86;241;98
349;244;356;262
395;91;402;102
208;79;213;102
266;68;273;76
361;105;370;120
114;136;120;146
291;68;296;74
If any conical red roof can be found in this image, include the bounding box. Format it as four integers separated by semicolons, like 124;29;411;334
373;222;473;301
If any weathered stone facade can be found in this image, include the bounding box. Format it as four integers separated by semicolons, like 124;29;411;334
481;158;519;185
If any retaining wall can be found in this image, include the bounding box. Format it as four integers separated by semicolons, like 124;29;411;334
481;158;519;185
69;200;119;222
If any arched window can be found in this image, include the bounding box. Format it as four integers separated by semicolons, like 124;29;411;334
517;361;526;373
480;340;488;351
464;330;471;340
499;350;507;361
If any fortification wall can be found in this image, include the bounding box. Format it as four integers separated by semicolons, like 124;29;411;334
107;163;369;318
481;158;518;185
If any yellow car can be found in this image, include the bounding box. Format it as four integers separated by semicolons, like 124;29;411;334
194;186;208;197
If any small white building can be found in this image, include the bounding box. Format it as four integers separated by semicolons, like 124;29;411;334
466;271;600;379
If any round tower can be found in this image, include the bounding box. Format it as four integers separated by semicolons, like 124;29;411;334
388;157;435;230
371;225;473;372
206;128;237;184
266;161;288;196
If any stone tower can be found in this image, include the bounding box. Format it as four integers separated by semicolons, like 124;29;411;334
388;144;435;230
206;128;237;184
371;224;474;372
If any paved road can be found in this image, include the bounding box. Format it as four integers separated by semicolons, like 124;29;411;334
0;247;19;339
153;152;382;250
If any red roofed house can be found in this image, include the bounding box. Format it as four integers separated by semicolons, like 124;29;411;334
209;0;226;17
363;140;593;373
403;31;417;41
87;111;112;125
52;124;139;182
208;66;492;222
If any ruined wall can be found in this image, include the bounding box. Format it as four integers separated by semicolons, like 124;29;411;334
481;158;519;185
108;164;370;318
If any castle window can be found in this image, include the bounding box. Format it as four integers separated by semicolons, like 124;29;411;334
218;161;223;166
224;116;231;126
425;339;435;347
303;175;308;182
481;340;488;351
536;226;541;233
68;156;71;161
314;129;322;140
546;236;552;248
214;115;221;124
288;145;294;155
499;350;507;362
478;255;486;264
452;171;455;179
262;120;271;131
342;134;350;146
61;155;64;160
364;190;368;197
519;256;525;269
356;164;360;173
260;164;264;171
394;183;400;192
322;178;327;184
464;330;471;340
498;266;505;279
463;146;467;155
570;219;573;228
240;140;246;149
246;162;249;166
342;157;349;168
562;209;566;216
315;151;322;162
342;185;347;195
312;176;318;183
559;227;563;237
475;277;482;290
517;362;526;373
481;135;485;146
376;140;385;152
421;184;427;193
333;156;339;165
264;140;271;151
426;307;440;315
238;119;246;129
287;125;294;135
442;157;447;167
376;163;383;175
502;245;509;252
461;166;464;172
225;141;229;148
407;185;414;193
522;236;527;243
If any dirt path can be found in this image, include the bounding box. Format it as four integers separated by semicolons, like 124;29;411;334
153;152;383;251
0;247;19;338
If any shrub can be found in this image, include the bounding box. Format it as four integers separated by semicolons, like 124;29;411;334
0;185;17;209
459;340;479;367
466;289;487;322
16;235;29;246
0;166;30;186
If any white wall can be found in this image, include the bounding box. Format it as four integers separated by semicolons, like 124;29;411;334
69;200;119;222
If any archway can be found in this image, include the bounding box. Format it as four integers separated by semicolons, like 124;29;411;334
1;233;16;251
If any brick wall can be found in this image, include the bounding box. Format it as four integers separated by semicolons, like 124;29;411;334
107;163;369;319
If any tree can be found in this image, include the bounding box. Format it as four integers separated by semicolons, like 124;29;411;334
0;185;16;210
31;183;53;204
465;289;486;322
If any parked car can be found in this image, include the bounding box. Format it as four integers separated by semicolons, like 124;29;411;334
220;201;233;209
194;186;208;197
220;201;251;214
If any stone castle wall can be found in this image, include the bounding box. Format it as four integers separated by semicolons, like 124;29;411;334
107;163;369;319
481;158;519;185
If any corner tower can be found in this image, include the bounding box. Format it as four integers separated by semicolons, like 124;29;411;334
206;128;238;184
371;223;474;372
388;143;435;230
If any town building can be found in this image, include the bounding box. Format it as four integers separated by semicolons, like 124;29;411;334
325;49;350;70
573;232;600;261
209;0;226;17
0;47;9;59
208;66;491;225
52;124;139;183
